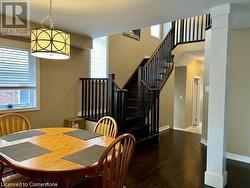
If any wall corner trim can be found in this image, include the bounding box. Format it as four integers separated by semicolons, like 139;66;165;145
201;138;250;164
173;127;185;131
159;125;170;132
227;152;250;164
200;138;207;146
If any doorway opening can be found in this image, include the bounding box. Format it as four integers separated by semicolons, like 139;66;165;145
173;59;204;135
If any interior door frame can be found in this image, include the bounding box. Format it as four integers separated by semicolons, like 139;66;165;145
192;76;201;126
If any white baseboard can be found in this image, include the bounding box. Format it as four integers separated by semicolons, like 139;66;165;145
200;138;207;146
227;152;250;164
173;127;184;131
205;170;227;188
159;125;170;132
200;138;250;164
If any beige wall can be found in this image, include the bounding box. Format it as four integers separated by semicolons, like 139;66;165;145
186;60;204;128
227;28;250;156
109;27;161;87
173;60;204;129
23;48;89;128
201;28;250;157
174;67;187;129
0;36;90;129
160;68;175;128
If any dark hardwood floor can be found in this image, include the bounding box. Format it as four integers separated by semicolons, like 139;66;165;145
125;129;250;188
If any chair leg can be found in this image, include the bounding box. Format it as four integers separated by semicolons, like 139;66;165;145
0;161;5;188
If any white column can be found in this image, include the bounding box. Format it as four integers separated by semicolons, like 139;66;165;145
205;4;231;188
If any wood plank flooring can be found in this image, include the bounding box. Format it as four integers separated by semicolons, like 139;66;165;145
125;129;250;188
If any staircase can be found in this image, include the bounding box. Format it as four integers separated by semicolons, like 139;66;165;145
80;14;211;142
124;58;149;140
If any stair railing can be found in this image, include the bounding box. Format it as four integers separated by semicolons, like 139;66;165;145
80;78;109;121
141;80;160;135
139;14;211;136
111;75;128;132
172;14;210;48
80;74;127;132
142;27;174;88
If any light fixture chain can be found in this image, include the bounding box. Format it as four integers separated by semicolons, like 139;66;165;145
41;0;55;29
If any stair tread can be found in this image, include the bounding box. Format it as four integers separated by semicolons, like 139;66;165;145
125;125;148;132
127;98;139;101
126;106;139;109
128;90;138;93
126;116;142;121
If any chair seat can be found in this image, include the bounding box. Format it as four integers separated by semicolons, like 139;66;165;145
3;174;34;188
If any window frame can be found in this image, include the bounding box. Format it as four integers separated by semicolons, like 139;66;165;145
90;36;109;79
0;39;40;113
150;24;162;40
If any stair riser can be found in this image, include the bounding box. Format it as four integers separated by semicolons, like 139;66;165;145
125;127;149;141
127;87;138;93
127;93;138;99
126;118;143;128
126;110;139;117
126;100;139;107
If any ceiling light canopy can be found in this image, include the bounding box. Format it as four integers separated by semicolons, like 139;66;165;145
31;0;70;60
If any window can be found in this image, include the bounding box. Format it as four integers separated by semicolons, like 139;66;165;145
0;47;38;111
91;36;108;78
163;22;172;38
150;24;161;39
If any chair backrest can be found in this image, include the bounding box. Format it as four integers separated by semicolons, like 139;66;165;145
0;113;31;136
93;116;118;139
95;134;136;188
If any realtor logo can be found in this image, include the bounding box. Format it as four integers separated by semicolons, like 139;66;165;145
1;0;30;36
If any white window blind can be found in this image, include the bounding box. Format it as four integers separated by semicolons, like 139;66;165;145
151;24;161;39
91;36;108;78
0;47;37;111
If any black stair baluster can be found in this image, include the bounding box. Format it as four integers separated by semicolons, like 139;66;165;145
98;79;101;120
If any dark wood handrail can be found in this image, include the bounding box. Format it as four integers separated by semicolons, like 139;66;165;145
141;80;159;91
143;27;174;69
80;78;108;80
113;80;127;91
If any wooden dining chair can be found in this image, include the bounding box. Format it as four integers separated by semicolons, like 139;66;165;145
0;113;31;180
0;113;31;136
93;133;136;188
1;172;35;188
93;116;118;139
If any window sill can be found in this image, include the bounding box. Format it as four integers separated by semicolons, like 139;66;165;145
0;107;40;114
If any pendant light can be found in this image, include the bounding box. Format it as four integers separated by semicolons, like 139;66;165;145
31;0;70;60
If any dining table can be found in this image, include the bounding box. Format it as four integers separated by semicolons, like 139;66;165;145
0;127;115;187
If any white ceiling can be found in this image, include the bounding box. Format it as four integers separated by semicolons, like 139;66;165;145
175;50;204;67
5;0;250;37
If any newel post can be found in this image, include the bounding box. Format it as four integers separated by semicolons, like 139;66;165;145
108;73;115;115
